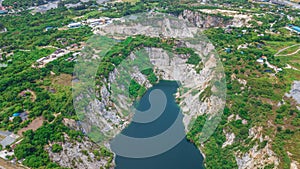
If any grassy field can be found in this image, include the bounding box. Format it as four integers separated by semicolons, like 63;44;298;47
264;41;297;54
277;44;300;56
278;54;300;70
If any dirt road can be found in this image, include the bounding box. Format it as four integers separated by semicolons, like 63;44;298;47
0;158;26;169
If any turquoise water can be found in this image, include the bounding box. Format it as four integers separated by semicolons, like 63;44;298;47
114;81;204;169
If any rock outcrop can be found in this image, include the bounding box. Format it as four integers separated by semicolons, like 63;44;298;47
235;126;280;169
46;135;114;169
285;81;300;109
222;131;235;148
180;10;233;28
180;9;252;28
235;143;279;169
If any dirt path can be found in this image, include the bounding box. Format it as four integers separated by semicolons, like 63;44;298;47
27;90;37;102
275;44;300;56
40;45;59;49
19;89;37;102
0;158;26;169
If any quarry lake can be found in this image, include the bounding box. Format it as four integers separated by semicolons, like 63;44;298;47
113;81;204;169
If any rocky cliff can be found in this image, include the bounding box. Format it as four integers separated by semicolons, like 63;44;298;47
46;133;114;169
179;9;252;28
179;10;233;28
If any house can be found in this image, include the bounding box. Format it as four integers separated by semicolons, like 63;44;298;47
0;150;14;160
0;5;7;14
13;113;20;117
225;28;233;33
271;0;285;6
291;25;300;33
68;22;82;28
0;6;6;11
225;48;232;53
45;26;56;31
11;112;28;121
99;7;108;11
0;133;19;147
37;57;46;63
264;69;272;73
0;10;7;14
261;56;268;60
257;58;264;64
0;131;19;148
87;18;103;25
19;112;28;121
54;49;64;54
286;24;300;34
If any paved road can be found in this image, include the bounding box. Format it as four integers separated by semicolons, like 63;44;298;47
272;0;300;9
283;0;300;9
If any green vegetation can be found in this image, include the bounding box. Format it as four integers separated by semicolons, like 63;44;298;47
277;44;300;56
176;47;202;66
0;0;300;168
129;79;146;99
96;35;202;96
0;8;92;52
14;119;83;168
191;7;300;167
199;86;212;101
0;4;98;168
141;68;158;84
52;144;63;153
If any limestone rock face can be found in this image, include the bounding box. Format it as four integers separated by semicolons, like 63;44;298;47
180;10;232;28
235;143;279;169
291;161;300;169
286;81;300;109
222;131;235;148
235;126;280;169
46;135;114;169
180;9;251;28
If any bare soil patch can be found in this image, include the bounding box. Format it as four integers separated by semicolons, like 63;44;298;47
17;117;44;136
0;158;25;169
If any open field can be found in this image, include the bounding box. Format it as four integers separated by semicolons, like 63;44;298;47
275;44;300;56
52;73;73;87
17;117;44;136
265;41;298;54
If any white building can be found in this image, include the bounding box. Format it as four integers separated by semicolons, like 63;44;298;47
68;22;82;28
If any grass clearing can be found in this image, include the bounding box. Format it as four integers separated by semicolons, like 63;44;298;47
52;73;73;87
276;44;300;56
265;41;297;52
